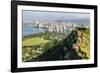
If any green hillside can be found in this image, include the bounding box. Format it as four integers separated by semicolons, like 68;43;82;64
64;27;90;59
22;27;90;62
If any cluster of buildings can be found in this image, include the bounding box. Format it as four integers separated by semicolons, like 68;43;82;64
27;20;89;33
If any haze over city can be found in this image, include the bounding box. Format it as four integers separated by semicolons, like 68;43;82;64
22;10;90;25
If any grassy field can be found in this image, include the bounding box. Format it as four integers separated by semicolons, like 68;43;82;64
23;37;51;46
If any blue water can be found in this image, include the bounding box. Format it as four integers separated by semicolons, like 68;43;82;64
22;24;47;37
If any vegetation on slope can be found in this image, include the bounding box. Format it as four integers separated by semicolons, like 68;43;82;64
22;27;90;62
22;32;70;62
65;27;90;59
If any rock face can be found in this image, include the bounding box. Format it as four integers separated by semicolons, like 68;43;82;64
64;27;90;59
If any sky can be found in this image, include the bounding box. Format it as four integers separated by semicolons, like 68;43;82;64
22;10;90;25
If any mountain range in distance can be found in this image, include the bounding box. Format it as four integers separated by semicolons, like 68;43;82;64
55;18;90;26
